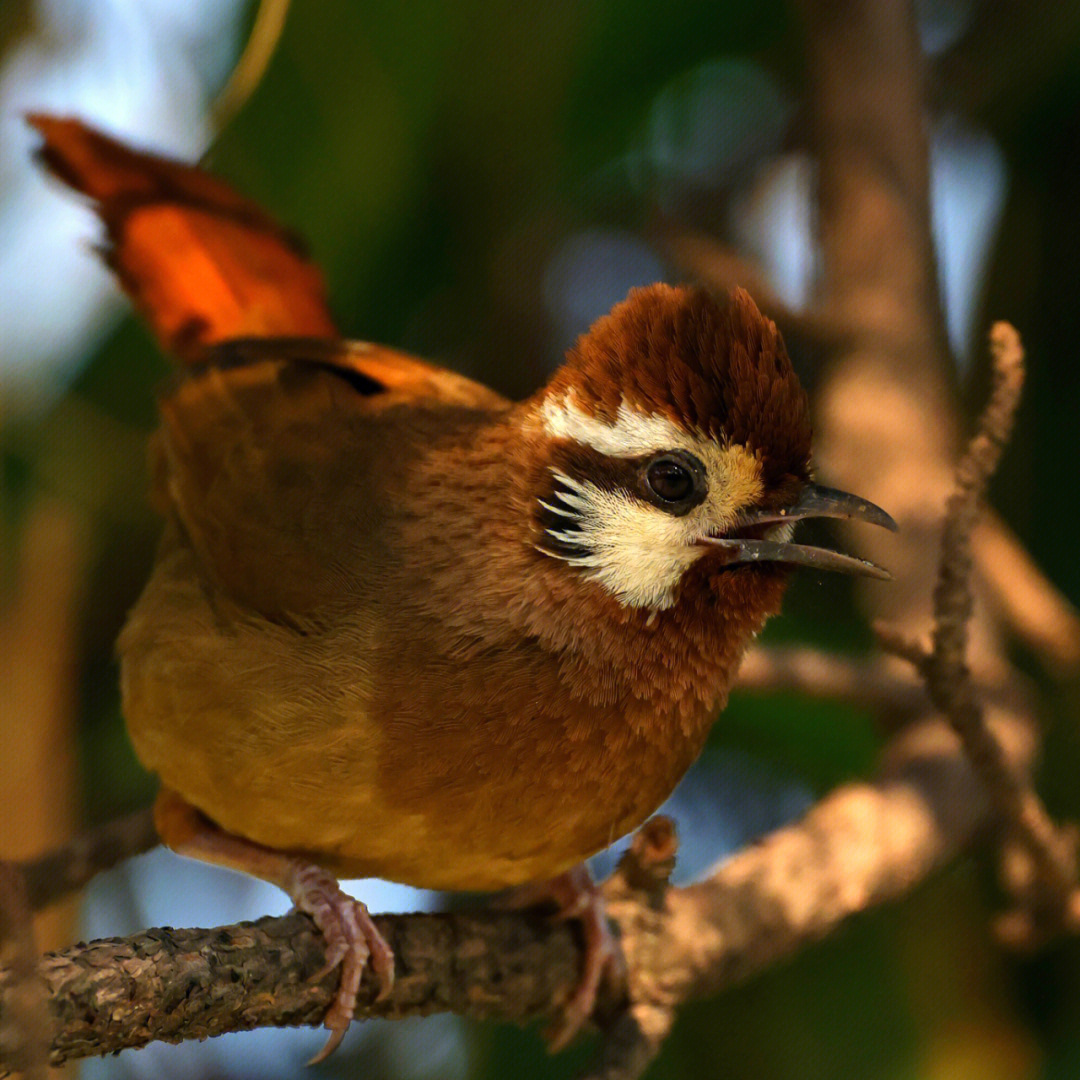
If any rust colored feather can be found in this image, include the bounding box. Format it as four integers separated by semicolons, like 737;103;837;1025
546;284;812;486
27;114;338;360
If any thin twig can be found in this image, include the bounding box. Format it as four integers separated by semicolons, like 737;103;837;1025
0;710;1036;1070
21;807;158;913
872;624;931;671
933;323;1026;662
207;0;292;141
880;323;1079;933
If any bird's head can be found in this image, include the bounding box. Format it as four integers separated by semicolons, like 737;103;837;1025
528;284;895;612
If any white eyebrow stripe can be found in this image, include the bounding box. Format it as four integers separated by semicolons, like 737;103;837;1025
541;390;696;457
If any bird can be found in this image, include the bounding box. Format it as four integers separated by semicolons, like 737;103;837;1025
115;281;896;1061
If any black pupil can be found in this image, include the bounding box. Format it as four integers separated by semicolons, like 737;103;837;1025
647;459;693;502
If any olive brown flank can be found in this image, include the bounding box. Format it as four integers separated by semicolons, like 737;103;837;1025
543;284;813;488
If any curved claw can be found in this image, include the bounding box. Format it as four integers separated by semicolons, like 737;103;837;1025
148;797;393;1067
307;1025;349;1067
502;864;623;1052
544;892;622;1052
286;862;394;1065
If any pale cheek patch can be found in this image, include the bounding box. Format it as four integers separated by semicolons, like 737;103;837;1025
545;477;705;609
537;394;768;610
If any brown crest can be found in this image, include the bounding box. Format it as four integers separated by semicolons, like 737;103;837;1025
545;284;812;485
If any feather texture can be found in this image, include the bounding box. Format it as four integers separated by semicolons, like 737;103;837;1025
120;285;802;890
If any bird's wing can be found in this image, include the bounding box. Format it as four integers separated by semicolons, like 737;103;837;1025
155;337;508;621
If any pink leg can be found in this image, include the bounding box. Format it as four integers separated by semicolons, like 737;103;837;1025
285;862;394;1063
154;789;394;1063
502;864;622;1051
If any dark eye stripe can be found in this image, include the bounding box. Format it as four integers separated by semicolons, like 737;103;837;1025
538;443;709;539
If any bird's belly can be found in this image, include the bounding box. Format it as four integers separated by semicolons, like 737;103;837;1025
119;543;717;892
329;671;715;890
318;723;703;891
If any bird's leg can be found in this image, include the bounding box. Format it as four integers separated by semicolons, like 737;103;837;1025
154;788;394;1063
500;863;622;1051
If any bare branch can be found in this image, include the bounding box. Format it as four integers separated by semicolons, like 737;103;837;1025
934;324;1025;646
973;512;1080;676
872;624;931;671
19;909;576;1070
879;323;1079;936
21;808;158;913
0;708;1036;1071
738;643;927;715
208;0;292;138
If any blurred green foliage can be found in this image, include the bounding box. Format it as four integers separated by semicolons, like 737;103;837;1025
3;0;1080;1078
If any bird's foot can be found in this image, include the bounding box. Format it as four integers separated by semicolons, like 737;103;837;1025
152;791;393;1065
503;864;623;1052
286;861;395;1064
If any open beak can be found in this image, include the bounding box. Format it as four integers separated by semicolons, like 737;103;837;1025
699;483;898;580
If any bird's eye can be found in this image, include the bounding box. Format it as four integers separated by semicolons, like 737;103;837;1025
642;451;706;513
647;459;692;501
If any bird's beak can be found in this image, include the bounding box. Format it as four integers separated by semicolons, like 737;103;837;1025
699;483;898;580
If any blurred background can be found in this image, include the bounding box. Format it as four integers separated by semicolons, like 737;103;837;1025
1;0;1079;1077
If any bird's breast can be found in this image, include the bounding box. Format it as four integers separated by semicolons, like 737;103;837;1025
304;592;742;890
121;510;773;892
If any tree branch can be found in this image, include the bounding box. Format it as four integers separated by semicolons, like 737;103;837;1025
738;643;935;716
973;512;1080;677
0;707;1036;1073
21;808;158;914
877;324;1080;939
795;0;958;648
